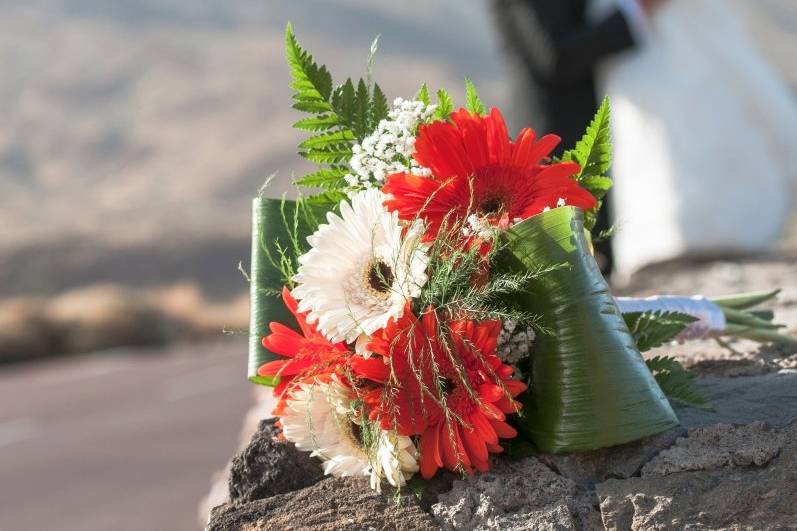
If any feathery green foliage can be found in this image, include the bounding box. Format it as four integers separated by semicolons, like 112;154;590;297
415;83;431;105
414;222;549;333
464;78;487;116
624;310;697;352
286;23;390;206
562;97;613;230
434;89;454;120
646;355;709;409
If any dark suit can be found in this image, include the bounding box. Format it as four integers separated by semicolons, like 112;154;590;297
492;0;639;272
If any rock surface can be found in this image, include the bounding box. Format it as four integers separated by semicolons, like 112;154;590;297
431;458;601;531
227;418;324;504
640;422;781;477
208;477;437;531
597;422;797;531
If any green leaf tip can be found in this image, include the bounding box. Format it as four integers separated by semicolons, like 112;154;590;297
562;96;613;230
646;356;709;409
464;78;487;116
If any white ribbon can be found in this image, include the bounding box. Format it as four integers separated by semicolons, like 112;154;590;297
614;295;727;340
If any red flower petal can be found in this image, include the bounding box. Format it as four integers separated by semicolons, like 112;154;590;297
490;419;518;439
420;424;442;479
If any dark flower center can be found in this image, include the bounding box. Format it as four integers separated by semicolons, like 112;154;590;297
439;377;456;396
367;260;395;293
478;197;504;216
350;422;364;445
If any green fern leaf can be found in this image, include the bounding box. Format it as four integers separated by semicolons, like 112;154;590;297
465;78;487;116
646;355;709;409
304;190;347;207
298;130;355;150
292;115;340;131
415;83;431;105
563;96;612;180
624;311;697;352
371;83;389;126
580;175;613;201
355;79;370;139
561;97;613;231
435;89;454;120
331;79;356;129
300;148;352;164
295;167;349;188
285;23;333;111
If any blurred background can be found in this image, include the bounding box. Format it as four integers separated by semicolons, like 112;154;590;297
0;1;794;530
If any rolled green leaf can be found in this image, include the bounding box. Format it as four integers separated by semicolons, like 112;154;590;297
248;197;323;385
502;206;679;453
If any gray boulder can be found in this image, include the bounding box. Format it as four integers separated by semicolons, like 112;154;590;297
227;418;324;504
597;423;797;530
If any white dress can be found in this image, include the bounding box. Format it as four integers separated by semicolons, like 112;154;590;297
590;0;797;278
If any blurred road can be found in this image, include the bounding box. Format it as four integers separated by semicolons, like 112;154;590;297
0;337;253;531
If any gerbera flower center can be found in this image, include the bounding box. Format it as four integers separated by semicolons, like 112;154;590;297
478;197;505;216
439;377;456;395
366;260;395;295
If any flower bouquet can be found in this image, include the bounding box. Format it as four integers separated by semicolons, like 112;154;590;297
244;25;796;492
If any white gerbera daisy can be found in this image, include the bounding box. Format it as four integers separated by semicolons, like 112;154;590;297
279;376;419;492
292;188;428;344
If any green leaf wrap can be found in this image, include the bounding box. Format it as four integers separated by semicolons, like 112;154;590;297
248;197;320;386
502;206;679;452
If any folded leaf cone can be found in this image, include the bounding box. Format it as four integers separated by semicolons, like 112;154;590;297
502;206;679;452
248;197;321;385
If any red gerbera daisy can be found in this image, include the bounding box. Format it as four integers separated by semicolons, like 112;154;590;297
351;306;527;477
258;287;349;415
382;107;597;241
417;318;526;478
350;306;442;436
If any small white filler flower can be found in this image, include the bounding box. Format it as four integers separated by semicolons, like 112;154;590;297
292;188;428;344
280;376;419;491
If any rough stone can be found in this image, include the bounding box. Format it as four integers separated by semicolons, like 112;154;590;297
538;428;685;486
641;422;781;477
596;423;797;530
207;477;437;531
674;372;797;429
227;418;324;504
431;458;601;531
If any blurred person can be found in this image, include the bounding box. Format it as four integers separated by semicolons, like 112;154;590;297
490;0;667;273
588;0;797;280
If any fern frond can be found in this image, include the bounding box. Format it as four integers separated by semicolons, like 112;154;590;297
294;167;349;189
298;130;355;151
285;23;333;111
415;83;431;106
646;356;709;409
300;148;352;164
371;83;389;125
292;115;340;131
464;78;487;116
435;89;454;120
624;310;697;352
563;96;612;182
562;97;613;230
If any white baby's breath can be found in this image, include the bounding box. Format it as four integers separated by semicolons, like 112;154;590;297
497;319;535;378
344;98;436;191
